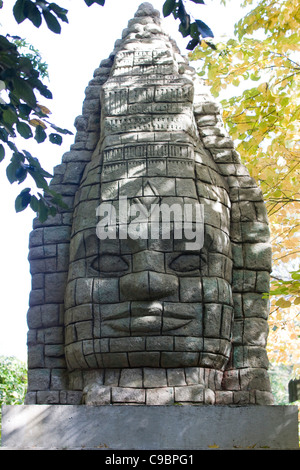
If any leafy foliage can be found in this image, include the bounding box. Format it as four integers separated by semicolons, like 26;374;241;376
0;356;27;406
0;356;27;439
190;0;300;372
13;0;69;34
0;32;71;220
163;0;215;50
1;0;108;221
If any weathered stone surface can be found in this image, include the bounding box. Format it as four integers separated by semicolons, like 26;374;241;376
1;405;298;449
24;2;274;406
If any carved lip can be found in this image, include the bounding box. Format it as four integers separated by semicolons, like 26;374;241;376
103;314;193;334
101;302;195;333
131;316;162;334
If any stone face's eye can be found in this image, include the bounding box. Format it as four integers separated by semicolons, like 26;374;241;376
169;253;205;272
91;254;129;273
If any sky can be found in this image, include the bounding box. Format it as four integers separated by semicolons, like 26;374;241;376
0;0;247;362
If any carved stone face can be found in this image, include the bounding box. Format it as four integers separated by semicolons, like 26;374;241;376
64;45;234;373
65;163;233;372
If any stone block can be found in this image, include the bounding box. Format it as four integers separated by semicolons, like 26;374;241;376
37;391;60;404
28;345;44;368
203;303;222;337
43;226;71;245
128;352;160;368
174;337;203;352
180;277;202;302
167;368;186;386
243;292;269;319
132;250;164;272
83;384;111;405
27;369;50;391
110;337;145;353
146;387;174;405
44;273;67;303
146;336;174;351
161;352;199;368
243;317;269;346
175;384;204;402
119;369;143;388
111;387;145;403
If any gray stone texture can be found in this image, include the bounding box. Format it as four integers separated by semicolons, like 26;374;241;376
25;2;274;406
2;405;298;449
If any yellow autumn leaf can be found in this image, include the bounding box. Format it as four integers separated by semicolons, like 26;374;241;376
275;298;292;308
37;104;51;115
29;119;47;129
258;82;268;94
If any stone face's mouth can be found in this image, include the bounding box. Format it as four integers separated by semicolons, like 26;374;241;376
131;315;162;334
102;304;194;335
162;317;193;332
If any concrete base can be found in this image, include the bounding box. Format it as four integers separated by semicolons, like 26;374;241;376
1;405;299;450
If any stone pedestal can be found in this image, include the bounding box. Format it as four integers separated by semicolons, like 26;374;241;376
1;405;298;450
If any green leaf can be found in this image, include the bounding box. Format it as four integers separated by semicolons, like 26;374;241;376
49;122;73;135
190;22;200;39
24;2;42;28
163;0;176;17
15;165;27;183
18;103;32;119
179;22;191;38
35;124;47;143
191;0;205;3
28;168;49;190
2;107;18;128
0;143;5;162
6;152;24;183
16;121;33;139
186;38;199;50
29;194;39;212
15;188;31;212
205;41;217;51
13;0;26;24
84;0;105;5
250;73;261;81
195;19;214;38
42;10;61;34
291;271;300;280
0;127;9;142
7;140;19;152
179;13;190;31
48;3;69;22
37;199;49;222
6;162;18;183
49;133;62;145
11;77;37;107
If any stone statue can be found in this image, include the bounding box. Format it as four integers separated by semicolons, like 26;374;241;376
26;3;274;406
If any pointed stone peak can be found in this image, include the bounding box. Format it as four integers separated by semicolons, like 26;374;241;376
134;2;160;18
119;2;166;48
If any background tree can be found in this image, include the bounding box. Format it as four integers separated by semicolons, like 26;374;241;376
190;0;300;374
0;356;27;440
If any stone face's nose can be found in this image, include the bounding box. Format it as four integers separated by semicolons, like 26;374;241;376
120;271;178;301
